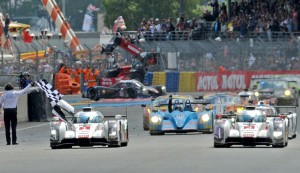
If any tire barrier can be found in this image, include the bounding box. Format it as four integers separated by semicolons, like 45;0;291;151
179;72;196;92
152;72;166;86
144;72;153;85
166;71;179;92
54;73;81;95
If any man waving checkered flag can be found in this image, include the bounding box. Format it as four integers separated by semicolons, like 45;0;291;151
36;79;63;107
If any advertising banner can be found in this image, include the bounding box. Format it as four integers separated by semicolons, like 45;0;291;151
196;70;300;91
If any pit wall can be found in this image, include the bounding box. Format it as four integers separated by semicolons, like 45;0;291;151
144;70;300;92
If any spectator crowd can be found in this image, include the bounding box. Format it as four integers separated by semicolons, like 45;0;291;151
137;0;300;40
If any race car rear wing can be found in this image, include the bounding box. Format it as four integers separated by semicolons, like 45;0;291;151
215;113;236;119
273;105;296;113
104;107;128;119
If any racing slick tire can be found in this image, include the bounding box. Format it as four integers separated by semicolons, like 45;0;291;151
272;141;286;148
51;143;72;149
143;122;149;131
214;143;230;148
121;142;128;147
127;88;137;98
108;140;121;148
51;145;61;149
108;131;122;148
150;131;165;136
88;87;100;101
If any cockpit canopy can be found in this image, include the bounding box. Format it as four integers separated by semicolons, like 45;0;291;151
236;110;266;122
73;111;104;124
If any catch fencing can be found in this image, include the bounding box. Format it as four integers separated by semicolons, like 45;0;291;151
1;30;300;87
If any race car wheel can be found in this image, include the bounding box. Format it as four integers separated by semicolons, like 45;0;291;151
108;141;121;148
214;143;230;148
121;142;128;147
51;143;63;149
293;134;297;138
127;88;137;98
88;87;99;101
143;122;149;131
272;142;285;148
150;131;165;135
108;131;122;148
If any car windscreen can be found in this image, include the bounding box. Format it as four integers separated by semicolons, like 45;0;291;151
73;111;104;123
236;114;266;122
153;97;195;109
207;95;241;104
258;81;288;90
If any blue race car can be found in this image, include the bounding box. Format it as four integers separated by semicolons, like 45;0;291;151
148;95;214;135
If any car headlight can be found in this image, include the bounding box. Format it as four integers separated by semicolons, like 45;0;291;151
51;130;57;136
110;131;117;136
284;90;291;96
151;116;160;124
142;88;148;94
273;131;283;137
254;91;259;97
161;86;166;92
236;107;244;113
201;114;210;122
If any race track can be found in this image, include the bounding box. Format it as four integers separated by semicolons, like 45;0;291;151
0;96;300;173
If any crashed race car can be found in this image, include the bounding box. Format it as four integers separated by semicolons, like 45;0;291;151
82;79;166;101
50;100;128;149
146;95;215;135
214;106;289;148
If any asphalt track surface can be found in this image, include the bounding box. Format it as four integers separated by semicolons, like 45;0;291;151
1;96;300;173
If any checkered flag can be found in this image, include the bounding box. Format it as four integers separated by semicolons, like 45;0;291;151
36;79;63;107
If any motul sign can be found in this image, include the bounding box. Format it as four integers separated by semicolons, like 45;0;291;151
196;70;300;91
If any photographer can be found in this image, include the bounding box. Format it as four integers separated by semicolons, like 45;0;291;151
19;72;33;89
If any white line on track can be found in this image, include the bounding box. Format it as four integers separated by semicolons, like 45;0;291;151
0;123;49;134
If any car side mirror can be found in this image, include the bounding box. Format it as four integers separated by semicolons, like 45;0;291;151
141;104;146;107
292;86;296;90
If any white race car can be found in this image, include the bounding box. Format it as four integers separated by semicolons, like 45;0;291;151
214;107;289;148
272;106;297;139
50;100;128;149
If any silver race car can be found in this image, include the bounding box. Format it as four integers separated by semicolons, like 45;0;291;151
50;100;128;149
214;107;289;148
273;106;297;139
